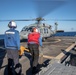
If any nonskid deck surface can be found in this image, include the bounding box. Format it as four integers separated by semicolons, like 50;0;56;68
38;62;76;75
0;36;76;75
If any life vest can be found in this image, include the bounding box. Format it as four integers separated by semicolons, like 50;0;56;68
28;32;40;44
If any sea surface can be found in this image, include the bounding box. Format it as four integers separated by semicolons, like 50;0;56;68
0;34;5;47
53;32;76;36
0;32;76;39
0;34;5;39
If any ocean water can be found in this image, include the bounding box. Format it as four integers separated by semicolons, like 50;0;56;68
0;34;5;39
0;34;4;47
53;32;76;36
0;32;76;40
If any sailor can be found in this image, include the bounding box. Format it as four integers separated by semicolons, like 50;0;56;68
4;21;22;75
28;27;42;74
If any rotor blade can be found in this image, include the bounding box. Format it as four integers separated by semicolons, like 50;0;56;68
0;20;10;22
46;19;76;21
56;19;76;21
0;19;35;22
33;0;67;18
1;18;76;22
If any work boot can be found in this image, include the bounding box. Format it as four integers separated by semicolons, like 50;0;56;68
32;67;41;74
32;67;36;74
8;68;13;75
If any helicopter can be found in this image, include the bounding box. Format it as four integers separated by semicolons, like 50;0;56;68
19;17;54;41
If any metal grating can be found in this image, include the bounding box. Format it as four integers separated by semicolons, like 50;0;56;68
38;63;76;75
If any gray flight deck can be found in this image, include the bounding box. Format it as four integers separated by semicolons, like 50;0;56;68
38;62;76;75
1;37;76;75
